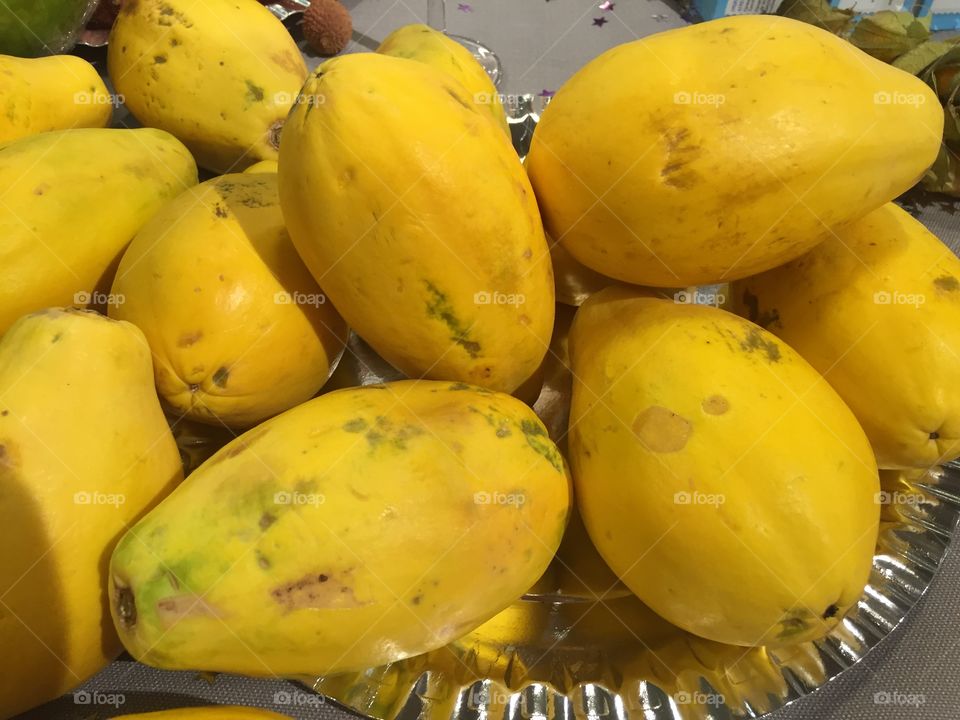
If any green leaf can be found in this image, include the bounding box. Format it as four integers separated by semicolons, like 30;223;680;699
776;0;854;35
893;39;954;75
848;11;930;62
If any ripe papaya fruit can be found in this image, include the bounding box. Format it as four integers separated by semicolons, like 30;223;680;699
110;173;347;429
109;381;570;676
731;203;960;469
568;287;880;647
279;54;554;393
108;0;307;173
527;15;943;287
0;128;197;336
0;309;183;719
111;709;291;720
0;54;112;145
377;24;509;136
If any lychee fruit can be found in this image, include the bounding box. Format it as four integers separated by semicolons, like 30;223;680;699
303;0;353;56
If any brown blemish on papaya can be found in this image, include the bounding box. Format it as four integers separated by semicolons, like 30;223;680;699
270;571;366;612
219;427;271;460
271;50;303;75
156;594;219;627
256;552;271;569
212;367;229;388
214;204;228;218
632;406;692;453
51;333;62;343
33;183;49;195
0;410;7;417
166;571;180;591
411;594;423;605
523;248;532;259
445;87;472;110
934;275;959;292
177;331;202;347
0;443;12;469
822;603;839;619
741;328;781;362
259;512;276;531
930;431;940;440
170;37;181;47
702;395;729;415
154;55;167;64
114;584;136;629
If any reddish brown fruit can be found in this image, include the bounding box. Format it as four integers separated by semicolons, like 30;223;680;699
303;0;353;56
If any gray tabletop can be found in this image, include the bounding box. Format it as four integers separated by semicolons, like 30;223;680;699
20;1;960;718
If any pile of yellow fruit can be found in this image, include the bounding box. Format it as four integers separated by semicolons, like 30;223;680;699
0;0;957;718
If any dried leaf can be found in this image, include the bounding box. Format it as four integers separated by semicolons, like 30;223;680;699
777;0;854;35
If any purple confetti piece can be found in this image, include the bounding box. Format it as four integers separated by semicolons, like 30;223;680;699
457;2;473;11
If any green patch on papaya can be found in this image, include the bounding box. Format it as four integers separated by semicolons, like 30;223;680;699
343;418;369;433
519;419;563;472
740;328;781;362
245;80;266;105
424;281;481;359
212;367;229;388
467;405;513;439
934;274;959;292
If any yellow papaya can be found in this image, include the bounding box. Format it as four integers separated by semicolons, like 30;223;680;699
731;203;960;469
279;54;554;393
0;309;183;719
0;54;112;145
243;159;279;175
377;24;509;136
527;15;942;287
111;709;291;720
568;287;880;647
0;128;197;336
110;173;347;429
108;0;307;173
109;381;571;676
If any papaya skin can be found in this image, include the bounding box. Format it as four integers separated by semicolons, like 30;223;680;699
377;24;509;136
568;288;880;647
731;203;960;469
110;173;347;429
0;54;112;145
109;380;571;677
0;309;183;719
526;15;943;287
0;128;198;336
279;54;554;394
243;159;279;175
110;709;291;720
108;0;308;173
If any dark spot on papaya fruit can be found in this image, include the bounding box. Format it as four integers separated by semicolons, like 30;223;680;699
154;55;167;64
412;594;423;605
170;38;180;47
178;331;202;347
496;426;511;438
318;574;329;583
212;367;229;388
268;121;284;150
523;248;532;259
115;585;137;629
822;603;839;619
0;410;7;417
245;80;265;104
0;444;9;468
166;571;180;591
449;382;472;391
343;418;368;433
741;328;781;362
445;87;472;110
259;512;276;531
931;431;941;440
33;183;48;195
51;332;62;343
214;204;228;219
257;552;271;569
934;275;959;292
633;406;692;453
271;571;364;611
220;427;271;460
